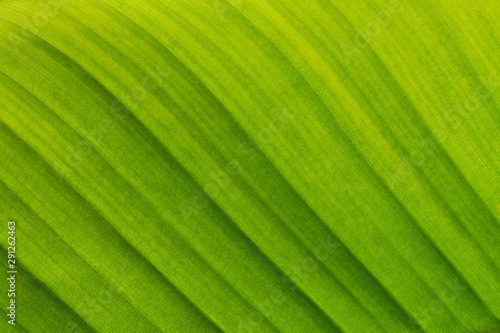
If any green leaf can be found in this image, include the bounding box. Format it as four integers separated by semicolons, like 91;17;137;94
0;0;498;332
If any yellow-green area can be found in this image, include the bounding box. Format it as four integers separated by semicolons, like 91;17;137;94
0;0;499;332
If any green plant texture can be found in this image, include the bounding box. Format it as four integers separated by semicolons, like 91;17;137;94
0;0;499;332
